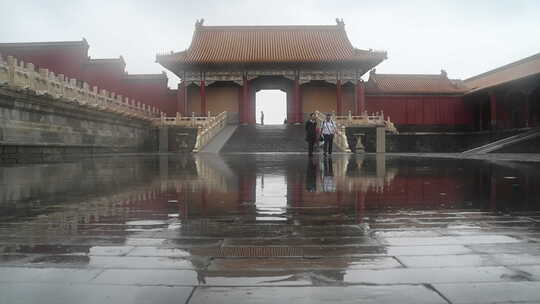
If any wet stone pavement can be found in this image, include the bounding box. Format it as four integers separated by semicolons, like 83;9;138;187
1;153;540;303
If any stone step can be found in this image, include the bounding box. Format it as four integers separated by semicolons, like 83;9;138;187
221;125;312;152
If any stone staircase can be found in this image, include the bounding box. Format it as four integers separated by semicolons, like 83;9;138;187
220;125;316;152
462;127;540;154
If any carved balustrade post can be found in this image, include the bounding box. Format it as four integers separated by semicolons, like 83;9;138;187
6;56;16;86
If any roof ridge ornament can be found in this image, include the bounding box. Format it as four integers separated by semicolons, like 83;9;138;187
369;69;377;83
196;19;205;28
335;18;345;27
440;69;447;78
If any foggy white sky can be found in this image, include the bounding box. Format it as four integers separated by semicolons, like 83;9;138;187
1;0;539;84
1;0;539;120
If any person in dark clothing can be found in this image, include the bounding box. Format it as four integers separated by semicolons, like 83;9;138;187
305;113;317;156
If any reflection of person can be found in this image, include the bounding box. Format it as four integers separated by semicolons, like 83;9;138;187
260;111;264;125
315;124;322;152
304;113;317;157
322;156;335;192
305;157;317;192
345;154;360;176
321;113;336;156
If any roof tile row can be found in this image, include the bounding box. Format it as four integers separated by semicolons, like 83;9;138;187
366;70;467;94
159;24;385;65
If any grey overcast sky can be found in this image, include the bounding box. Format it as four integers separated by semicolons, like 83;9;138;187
1;0;540;87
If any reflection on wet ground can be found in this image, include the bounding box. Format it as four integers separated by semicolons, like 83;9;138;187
1;154;540;303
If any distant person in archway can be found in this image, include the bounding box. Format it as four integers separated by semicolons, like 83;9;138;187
305;113;317;157
321;113;336;156
260;111;264;125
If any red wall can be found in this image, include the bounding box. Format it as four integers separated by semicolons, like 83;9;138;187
82;62;126;94
366;95;473;127
0;46;88;80
124;79;177;116
0;44;177;115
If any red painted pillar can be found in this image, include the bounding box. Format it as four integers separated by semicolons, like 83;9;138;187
242;76;251;124
478;101;483;131
524;95;530;127
297;81;303;123
241;76;249;124
355;80;365;115
177;81;186;115
356;191;366;224
238;175;256;207
489;92;497;129
336;79;343;115
201;187;208;216
490;174;497;210
293;78;301;123
237;85;243;124
200;80;207;116
288;179;303;207
249;87;256;124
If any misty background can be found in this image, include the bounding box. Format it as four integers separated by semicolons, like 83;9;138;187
2;0;539;122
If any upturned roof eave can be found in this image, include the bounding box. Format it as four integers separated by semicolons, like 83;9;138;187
159;57;384;71
366;90;467;96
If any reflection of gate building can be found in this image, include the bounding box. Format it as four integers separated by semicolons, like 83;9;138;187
178;154;396;218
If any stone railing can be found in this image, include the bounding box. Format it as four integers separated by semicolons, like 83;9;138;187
154;111;228;152
314;111;351;152
193;111;228;152
153;111;221;128
0;53;160;120
333;110;398;133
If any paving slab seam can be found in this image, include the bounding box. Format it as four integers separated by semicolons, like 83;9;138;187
392;256;408;268
88;268;106;281
0;265;199;271
0;281;203;288
84;282;453;288
502;266;535;281
205;267;405;271
184;286;197;304
391;252;495;258
424;283;453;304
3;280;531;288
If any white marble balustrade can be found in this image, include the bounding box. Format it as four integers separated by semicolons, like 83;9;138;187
0;53;160;120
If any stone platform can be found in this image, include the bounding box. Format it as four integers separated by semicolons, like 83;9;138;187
0;88;157;162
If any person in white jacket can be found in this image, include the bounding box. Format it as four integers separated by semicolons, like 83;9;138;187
321;113;336;156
